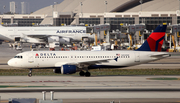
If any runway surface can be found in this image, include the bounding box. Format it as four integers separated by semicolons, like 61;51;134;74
1;76;180;102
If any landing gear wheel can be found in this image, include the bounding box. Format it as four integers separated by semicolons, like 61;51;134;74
28;73;32;77
28;69;32;77
79;71;85;76
85;72;91;77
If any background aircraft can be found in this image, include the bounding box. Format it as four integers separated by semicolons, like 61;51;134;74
0;25;94;47
7;24;170;77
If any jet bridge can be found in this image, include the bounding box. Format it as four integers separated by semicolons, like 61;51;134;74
120;24;146;50
166;24;180;52
86;24;110;45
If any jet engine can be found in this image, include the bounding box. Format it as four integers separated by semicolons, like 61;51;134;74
48;36;59;43
53;65;77;74
47;36;72;45
59;37;72;45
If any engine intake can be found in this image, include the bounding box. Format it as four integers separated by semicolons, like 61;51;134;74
48;36;59;43
61;65;77;74
59;38;72;45
47;36;72;45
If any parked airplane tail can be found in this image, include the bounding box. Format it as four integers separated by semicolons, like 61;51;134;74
136;24;167;51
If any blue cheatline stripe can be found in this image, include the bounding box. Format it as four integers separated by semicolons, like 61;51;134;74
136;40;151;51
155;36;165;51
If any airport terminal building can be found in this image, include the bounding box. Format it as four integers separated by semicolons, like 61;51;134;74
0;0;179;31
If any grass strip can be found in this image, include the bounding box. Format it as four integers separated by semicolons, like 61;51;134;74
0;69;180;76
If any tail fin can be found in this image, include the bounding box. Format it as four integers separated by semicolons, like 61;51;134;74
136;24;167;51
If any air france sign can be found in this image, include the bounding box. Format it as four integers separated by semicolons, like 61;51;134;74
56;30;86;33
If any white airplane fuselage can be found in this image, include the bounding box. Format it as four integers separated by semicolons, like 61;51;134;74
0;26;94;43
8;50;170;69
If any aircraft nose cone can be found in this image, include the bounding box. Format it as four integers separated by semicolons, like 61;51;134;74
7;59;14;66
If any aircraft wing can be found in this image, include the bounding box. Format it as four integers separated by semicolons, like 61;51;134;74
55;57;118;67
26;34;64;39
27;35;51;39
70;59;111;65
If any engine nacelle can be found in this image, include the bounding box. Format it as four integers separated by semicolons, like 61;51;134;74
48;36;59;43
48;36;72;45
59;38;72;45
61;65;77;74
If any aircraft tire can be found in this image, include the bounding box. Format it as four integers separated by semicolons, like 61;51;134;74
85;72;91;77
79;71;85;76
28;73;32;77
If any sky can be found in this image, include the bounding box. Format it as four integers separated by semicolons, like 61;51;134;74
0;0;63;14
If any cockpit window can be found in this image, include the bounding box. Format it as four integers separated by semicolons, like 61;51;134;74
14;56;23;59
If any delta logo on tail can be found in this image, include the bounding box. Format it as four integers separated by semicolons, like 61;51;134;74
137;24;167;51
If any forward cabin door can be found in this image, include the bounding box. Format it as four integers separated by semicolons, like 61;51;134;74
134;52;140;62
28;53;38;67
28;53;34;63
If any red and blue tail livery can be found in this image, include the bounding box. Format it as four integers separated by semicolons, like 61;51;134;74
137;24;167;51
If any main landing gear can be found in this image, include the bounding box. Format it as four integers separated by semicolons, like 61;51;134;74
28;69;32;77
79;71;91;77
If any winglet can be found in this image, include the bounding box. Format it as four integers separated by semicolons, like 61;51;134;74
114;57;118;62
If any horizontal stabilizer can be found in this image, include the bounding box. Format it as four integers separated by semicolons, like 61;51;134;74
150;53;171;58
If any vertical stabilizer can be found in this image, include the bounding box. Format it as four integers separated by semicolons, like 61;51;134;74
136;24;167;51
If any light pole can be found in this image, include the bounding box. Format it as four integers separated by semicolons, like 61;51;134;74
139;0;143;12
51;5;54;20
15;4;17;14
105;1;108;12
3;5;5;14
80;2;83;17
51;5;54;12
54;2;57;11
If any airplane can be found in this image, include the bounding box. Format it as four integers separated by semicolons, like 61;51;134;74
0;25;94;47
7;24;171;77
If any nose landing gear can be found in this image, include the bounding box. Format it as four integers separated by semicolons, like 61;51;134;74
28;69;32;77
